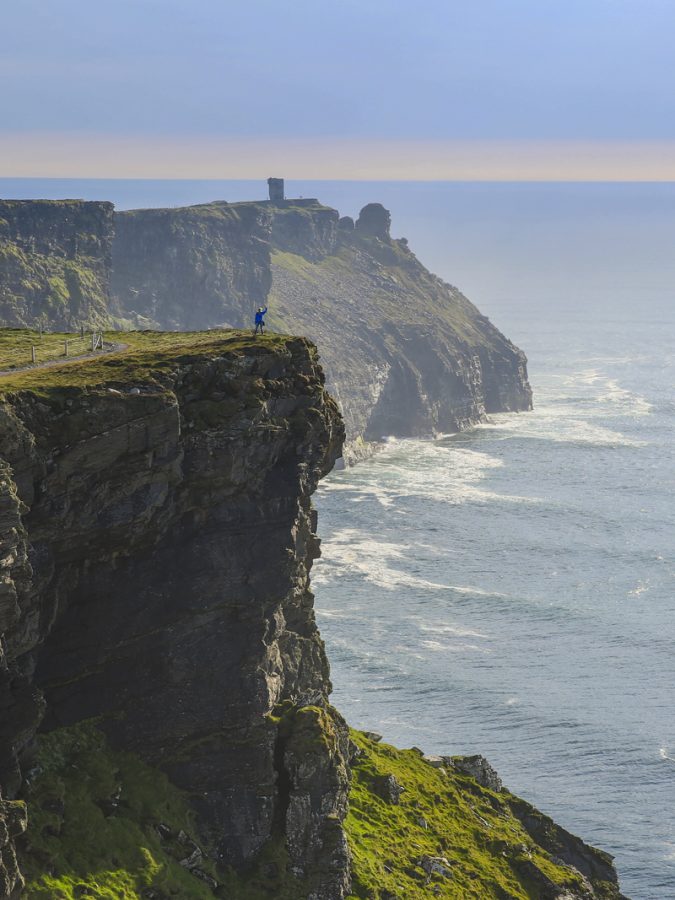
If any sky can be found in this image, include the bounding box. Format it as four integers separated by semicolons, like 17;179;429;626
3;0;675;179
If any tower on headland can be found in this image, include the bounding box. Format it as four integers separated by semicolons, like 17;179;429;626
267;178;285;202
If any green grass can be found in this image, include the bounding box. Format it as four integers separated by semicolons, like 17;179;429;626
16;722;616;900
270;250;318;282
18;714;335;900
345;731;591;900
0;328;102;370
0;226;112;329
270;242;495;350
0;327;299;394
18;723;220;899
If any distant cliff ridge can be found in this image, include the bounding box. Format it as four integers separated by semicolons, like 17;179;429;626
0;195;532;459
111;197;533;459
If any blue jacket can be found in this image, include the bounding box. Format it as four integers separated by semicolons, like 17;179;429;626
255;307;267;324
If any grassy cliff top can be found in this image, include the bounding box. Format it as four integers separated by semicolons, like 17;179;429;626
116;199;333;217
0;328;300;395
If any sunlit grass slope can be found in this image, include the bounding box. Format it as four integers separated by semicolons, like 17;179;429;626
345;730;619;900
0;328;294;394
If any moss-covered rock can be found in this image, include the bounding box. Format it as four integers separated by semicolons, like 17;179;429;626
345;731;626;900
0;201;114;330
18;723;219;899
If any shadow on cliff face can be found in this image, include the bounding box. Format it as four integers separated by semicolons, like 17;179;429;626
0;333;355;896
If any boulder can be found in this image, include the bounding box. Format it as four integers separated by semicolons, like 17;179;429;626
372;773;404;805
355;203;391;239
418;855;453;879
453;755;503;792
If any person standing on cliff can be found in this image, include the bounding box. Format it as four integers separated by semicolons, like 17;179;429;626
254;306;268;335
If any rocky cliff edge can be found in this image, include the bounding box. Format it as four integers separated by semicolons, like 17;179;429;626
0;332;623;899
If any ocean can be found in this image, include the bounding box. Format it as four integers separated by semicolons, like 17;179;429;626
313;291;675;900
2;177;673;898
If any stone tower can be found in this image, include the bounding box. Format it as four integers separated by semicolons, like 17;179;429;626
267;178;285;202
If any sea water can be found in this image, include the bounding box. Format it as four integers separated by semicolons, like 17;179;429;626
313;293;675;899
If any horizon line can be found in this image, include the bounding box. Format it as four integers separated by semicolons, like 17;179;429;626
4;175;675;186
4;135;675;181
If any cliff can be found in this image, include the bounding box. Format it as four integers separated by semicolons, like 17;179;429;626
0;201;115;331
111;199;532;461
0;332;624;899
0;195;532;460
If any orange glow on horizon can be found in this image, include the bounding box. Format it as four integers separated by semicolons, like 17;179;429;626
3;135;675;181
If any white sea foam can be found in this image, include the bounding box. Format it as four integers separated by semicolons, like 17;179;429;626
315;609;351;620
486;408;646;448
420;639;444;650
629;580;650;597
473;367;652;447
441;585;510;599
418;623;489;639
569;369;654;416
598;379;654;416
312;530;451;591
420;639;490;654
321;440;540;507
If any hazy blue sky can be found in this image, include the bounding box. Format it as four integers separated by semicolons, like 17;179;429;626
3;1;675;178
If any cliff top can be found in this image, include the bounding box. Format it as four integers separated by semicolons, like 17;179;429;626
0;328;302;394
116;198;332;218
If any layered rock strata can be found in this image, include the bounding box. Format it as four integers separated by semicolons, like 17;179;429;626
0;333;349;897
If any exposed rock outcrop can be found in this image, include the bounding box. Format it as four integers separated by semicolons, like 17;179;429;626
452;753;503;791
355;201;392;238
0;791;26;898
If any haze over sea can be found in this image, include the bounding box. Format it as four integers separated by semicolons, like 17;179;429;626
2;179;673;898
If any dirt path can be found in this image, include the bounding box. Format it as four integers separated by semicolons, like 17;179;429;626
0;342;129;378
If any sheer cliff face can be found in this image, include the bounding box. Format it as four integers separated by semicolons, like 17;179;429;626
111;200;532;460
111;203;273;330
0;335;349;897
0;200;114;330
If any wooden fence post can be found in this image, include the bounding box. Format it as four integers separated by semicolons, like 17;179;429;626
64;340;69;357
31;346;36;364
